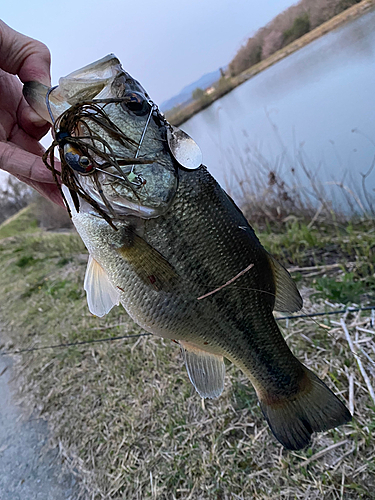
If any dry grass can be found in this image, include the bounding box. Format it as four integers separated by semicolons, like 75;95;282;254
0;221;374;499
216;131;375;231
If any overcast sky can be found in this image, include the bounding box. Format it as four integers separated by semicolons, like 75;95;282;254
3;0;296;104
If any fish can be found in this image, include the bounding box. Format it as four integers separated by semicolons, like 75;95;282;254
23;55;351;450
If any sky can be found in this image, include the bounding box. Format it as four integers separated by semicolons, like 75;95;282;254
2;0;296;104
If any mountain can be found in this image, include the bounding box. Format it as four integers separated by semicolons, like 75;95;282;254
160;69;223;112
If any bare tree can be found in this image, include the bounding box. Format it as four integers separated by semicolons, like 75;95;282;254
0;176;33;224
262;30;284;59
228;0;362;77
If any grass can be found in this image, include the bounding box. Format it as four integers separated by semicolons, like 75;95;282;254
0;215;374;498
260;219;375;305
0;204;38;239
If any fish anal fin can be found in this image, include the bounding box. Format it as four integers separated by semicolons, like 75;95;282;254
117;232;179;292
84;255;120;317
259;367;351;450
180;340;225;399
268;254;303;313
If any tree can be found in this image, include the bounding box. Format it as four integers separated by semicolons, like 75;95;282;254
262;30;284;59
192;88;206;101
283;13;311;45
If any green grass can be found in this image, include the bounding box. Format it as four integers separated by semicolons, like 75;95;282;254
312;272;368;304
0;204;38;239
259;219;375;305
0;216;374;498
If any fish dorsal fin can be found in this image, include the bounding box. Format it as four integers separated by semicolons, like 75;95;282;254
84;255;120;317
180;341;225;399
268;255;303;313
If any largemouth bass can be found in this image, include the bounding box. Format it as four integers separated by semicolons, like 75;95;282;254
23;55;351;450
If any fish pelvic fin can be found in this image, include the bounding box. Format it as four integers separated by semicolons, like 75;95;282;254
180;341;225;399
258;367;351;450
268;254;303;313
84;255;120;317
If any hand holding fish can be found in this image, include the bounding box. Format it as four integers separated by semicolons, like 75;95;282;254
0;20;63;205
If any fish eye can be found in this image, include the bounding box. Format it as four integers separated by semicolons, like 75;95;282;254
121;91;151;117
79;156;90;167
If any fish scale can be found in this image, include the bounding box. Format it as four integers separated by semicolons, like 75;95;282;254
23;54;351;450
74;165;322;408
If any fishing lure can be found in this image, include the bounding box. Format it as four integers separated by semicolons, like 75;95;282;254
42;86;202;228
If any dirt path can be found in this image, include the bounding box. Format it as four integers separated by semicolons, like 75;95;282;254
0;354;79;500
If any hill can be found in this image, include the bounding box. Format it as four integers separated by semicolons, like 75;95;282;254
160;69;222;112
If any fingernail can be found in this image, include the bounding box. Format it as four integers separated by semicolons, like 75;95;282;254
38;75;52;87
27;108;49;127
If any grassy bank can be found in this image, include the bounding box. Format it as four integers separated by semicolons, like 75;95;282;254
0;212;374;498
166;0;375;127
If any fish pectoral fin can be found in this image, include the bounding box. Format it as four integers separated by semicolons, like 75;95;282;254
180;341;225;399
117;232;179;292
61;185;78;215
268;254;303;313
84;255;120;317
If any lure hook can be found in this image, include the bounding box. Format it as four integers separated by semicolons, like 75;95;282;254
45;85;58;125
127;101;157;188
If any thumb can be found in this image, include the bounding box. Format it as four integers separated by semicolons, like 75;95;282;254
0;20;51;86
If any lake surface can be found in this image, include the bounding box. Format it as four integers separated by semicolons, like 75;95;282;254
182;9;375;214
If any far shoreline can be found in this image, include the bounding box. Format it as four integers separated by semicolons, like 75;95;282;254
166;0;375;127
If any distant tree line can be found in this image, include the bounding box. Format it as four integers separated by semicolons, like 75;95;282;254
228;0;362;77
0;176;32;224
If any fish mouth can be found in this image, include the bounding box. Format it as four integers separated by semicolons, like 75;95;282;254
23;55;179;224
23;54;136;123
23;55;202;226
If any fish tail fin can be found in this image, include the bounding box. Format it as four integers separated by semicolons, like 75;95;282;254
259;368;352;450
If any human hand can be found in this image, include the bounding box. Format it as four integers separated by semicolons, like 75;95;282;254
0;20;63;206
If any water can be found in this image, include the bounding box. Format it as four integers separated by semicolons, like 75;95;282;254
182;9;375;214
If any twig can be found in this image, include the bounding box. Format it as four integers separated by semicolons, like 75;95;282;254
252;426;267;443
340;467;345;500
348;373;354;416
287;263;350;273
341;319;375;405
325;181;366;214
354;336;373;344
278;306;375;321
197;263;254;300
360;154;375;215
356;326;375;335
331;445;356;468
358;347;375;368
307;203;324;229
92;322;130;331
299;440;349;467
353;463;368;478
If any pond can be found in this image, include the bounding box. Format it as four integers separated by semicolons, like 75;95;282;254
182;9;375;214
